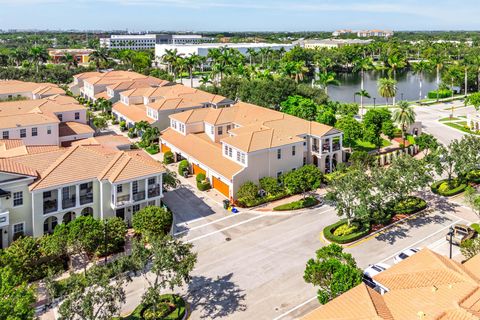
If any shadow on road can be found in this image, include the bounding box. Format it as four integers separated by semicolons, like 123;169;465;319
187;273;247;319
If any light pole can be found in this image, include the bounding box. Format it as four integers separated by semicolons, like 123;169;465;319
373;97;376;108
448;226;454;259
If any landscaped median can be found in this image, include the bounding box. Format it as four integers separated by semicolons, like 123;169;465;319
273;196;319;211
323;196;427;245
431;179;467;197
121;294;186;320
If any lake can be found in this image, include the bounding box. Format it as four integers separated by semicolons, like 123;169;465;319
327;70;438;104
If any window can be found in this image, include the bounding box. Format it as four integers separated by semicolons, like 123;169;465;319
277;171;283;179
75;112;80;120
210;125;214;135
303;157;307;165
224;144;228;155
13;191;23;207
57;114;63;121
277;149;282;159
13;223;24;237
20;129;26;138
227;125;231;131
218;126;223;135
228;147;232;157
47;126;52;135
241;153;246;164
2;131;8;139
292;146;296;156
32;127;37;136
236;151;241;162
132;181;138;194
148;177;155;185
133;204;140;213
116;185;123;193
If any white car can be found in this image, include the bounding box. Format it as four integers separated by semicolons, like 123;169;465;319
363;263;390;291
393;248;420;264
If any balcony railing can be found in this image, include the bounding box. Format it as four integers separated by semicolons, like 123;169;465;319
44;199;58;214
312;145;320;153
133;191;146;202
62;197;76;209
148;185;161;198
80;193;94;205
115;194;131;206
322;144;330;152
332;143;341;151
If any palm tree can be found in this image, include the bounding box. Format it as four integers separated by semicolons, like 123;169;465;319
428;54;446;101
377;78;397;106
411;60;432;101
392;100;416;147
246;48;257;65
199;75;213;87
386;55;406;105
162;49;180;75
10;49;27;67
355;89;371;111
174;57;187;84
29;46;49;73
353;57;374;118
185;54;201;88
61;53;78;70
89;47;109;71
316;71;340;95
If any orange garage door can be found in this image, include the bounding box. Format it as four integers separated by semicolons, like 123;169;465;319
212;177;229;198
161;144;171;153
192;164;206;176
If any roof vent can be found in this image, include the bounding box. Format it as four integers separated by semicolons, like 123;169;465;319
431;286;438;292
417;311;426;319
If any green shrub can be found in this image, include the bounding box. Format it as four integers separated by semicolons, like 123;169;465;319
125;295;186;320
145;144;159;155
119;121;127;131
323;220;371;244
112;119;119;125
273;196;318;211
259;176;284;196
390;196;427;215
428;89;453;99
431;179;467;196
132;206;173;238
178;160;189;175
163;151;174;164
236;181;259;202
196;173;206;183
467;169;480;183
197;180;211;191
471;223;480;234
333;223;359;237
237;192;287;208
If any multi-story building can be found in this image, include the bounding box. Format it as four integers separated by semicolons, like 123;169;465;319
332;29;394;38
0;143;165;248
48;49;95;65
99;34;214;50
0;80;65;100
302;39;372;49
160;102;343;199
155;42;294;60
112;83;233;130
302;248;480;320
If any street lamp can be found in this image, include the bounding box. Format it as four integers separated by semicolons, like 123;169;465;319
448;226;454;259
373;97;376;108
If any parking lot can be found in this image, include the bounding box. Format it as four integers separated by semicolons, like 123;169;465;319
148;186;480;320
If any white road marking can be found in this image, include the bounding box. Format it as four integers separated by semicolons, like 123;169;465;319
272;296;318;320
187;214;265;243
176;216;207;227
174;212;245;236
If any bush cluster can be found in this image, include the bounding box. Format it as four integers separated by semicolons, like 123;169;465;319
178;160;189;175
145;144;159;155
323;220;371;244
196;173;211;191
273;196;318;211
427;89;453;99
390;196;427;215
467;169;480;183
163;151;174;164
431;179;467;196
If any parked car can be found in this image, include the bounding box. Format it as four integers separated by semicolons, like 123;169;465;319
446;224;477;246
393;248;420;264
363;263;390;293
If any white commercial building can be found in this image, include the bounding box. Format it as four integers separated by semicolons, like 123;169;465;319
100;34;214;50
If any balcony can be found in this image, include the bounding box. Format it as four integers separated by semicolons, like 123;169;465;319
115;194;131;207
322;144;330;153
80;193;94;205
44;200;58;214
62;197;76;209
0;210;9;228
148;185;161;198
332;142;341;151
133;191;146;202
312;145;320;153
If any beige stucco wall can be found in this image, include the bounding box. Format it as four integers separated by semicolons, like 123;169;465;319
2;123;59;146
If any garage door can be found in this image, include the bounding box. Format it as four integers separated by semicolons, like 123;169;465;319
192;164;206;176
212;177;229;198
161;144;171;153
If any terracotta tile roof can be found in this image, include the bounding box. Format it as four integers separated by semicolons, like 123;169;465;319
161;128;243;180
169;108;211;124
0;80;63;96
70;134;131;150
58;122;95;137
112;102;154;124
94;91;110;100
0;139;61;158
0;139;24;150
302;249;480;320
0;113;59;129
0;158;38;177
106;77;169;91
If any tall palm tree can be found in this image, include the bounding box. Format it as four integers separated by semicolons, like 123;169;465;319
246;48;257;65
353;57;374;118
174;57;187;84
428;54;446;101
392;100;416;147
29;46;49;73
355;89;371;109
89;47;109;71
316;71;340;95
185;53;201;88
10;49;27;67
377;78;397;106
386;54;406;105
411;60;432;101
162;49;180;75
61;53;78;70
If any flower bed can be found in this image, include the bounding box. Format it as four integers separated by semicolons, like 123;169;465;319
390;196;427;215
431;179;467;197
273;196;319;211
467;170;480;184
323;220;371;244
123;294;185;320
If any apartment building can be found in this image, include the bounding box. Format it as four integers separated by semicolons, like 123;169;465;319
100;34;213;50
112;83;233;130
0;144;165;248
160;102;343;199
332;29;394;38
0;85;93;146
0;80;65;100
48;48;95;65
302;248;480;320
302;39;372;49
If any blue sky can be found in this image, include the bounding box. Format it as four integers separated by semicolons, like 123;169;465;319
0;0;479;31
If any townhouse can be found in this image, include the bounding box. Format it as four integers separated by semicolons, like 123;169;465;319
0;94;93;146
302;249;480;320
112;83;233;130
0;143;165;248
0;80;65;100
160;102;343;200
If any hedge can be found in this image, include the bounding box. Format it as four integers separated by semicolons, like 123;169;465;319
273;196;319;211
428;89;453;99
145;144;159;155
121;294;186;320
323;220;371;244
390;196;427;215
178;160;189;175
467;169;480;183
237;192;287;208
163;151;174;164
431;179;467;197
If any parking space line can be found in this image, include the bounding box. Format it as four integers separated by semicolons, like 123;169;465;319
272;296;318;320
186;215;265;243
174;212;245;236
176;216;207;227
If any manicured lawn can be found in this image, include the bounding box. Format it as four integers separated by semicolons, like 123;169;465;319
353;139;391;152
439;117;460;122
273;196;319;211
443;122;479;135
121;294;186;320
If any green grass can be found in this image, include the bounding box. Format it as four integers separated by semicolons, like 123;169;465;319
121;294;186;320
443;122;480;135
407;135;416;145
353;139;391;152
439;117;460;122
273;196;318;211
